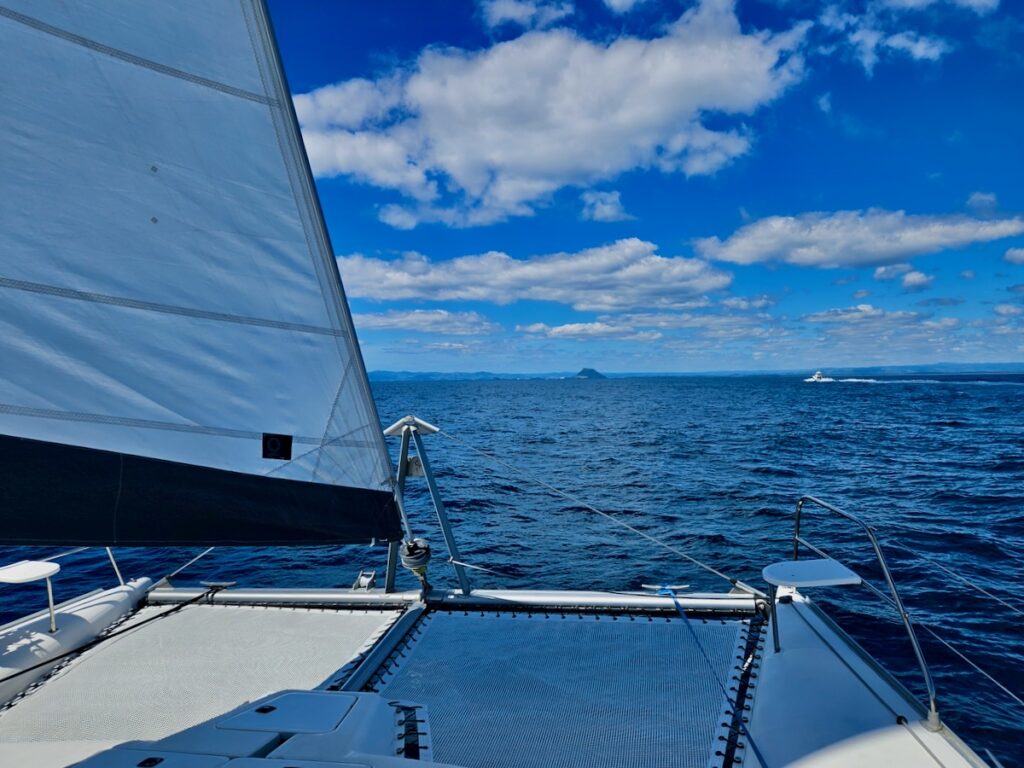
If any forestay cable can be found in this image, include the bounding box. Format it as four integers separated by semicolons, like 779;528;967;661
438;428;764;597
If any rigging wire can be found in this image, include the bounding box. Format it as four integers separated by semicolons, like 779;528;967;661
40;546;89;562
890;545;1024;619
437;428;765;597
574;442;1024;626
801;537;1024;713
447;557;515;578
430;428;1015;729
917;624;1024;713
162;547;216;582
434;425;1024;720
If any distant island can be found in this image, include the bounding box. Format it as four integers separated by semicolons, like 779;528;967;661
574;368;606;379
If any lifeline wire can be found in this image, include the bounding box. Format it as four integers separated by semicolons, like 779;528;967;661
598;440;1024;619
438;428;765;597
439;427;1024;719
918;624;1024;712
892;545;1024;619
801;537;1024;712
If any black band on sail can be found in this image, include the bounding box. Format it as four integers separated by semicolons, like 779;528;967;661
0;434;401;545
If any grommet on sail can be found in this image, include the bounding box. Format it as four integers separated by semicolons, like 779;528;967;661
0;1;398;544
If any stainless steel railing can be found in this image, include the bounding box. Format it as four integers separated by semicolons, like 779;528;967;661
792;495;940;731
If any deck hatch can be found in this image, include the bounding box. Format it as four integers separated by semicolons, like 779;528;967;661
371;610;754;768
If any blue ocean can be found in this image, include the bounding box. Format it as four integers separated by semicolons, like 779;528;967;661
4;375;1023;761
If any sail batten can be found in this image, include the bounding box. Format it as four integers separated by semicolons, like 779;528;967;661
0;1;396;543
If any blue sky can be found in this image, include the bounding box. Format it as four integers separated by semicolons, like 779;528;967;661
269;0;1024;372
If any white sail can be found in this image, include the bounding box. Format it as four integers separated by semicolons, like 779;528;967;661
0;1;391;495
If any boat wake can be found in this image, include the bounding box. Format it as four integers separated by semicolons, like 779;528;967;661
833;378;1024;385
803;376;835;382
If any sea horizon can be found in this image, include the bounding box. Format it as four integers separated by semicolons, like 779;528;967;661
369;361;1024;381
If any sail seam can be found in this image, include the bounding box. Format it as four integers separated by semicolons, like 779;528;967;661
0;276;346;337
0;403;340;444
0;5;276;106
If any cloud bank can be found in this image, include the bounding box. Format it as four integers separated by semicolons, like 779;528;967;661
339;238;731;312
296;0;807;227
697;209;1024;267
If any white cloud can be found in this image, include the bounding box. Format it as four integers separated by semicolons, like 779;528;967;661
603;0;649;13
353;309;501;335
697;209;1024;268
603;311;784;341
817;92;832;114
967;191;997;211
901;270;935;291
882;32;951;62
424;341;474;352
960;269;976;279
1005;248;1024;264
803;303;890;323
720;295;774;310
300;124;437;203
297;0;808;227
876;0;998;13
293;78;403;131
480;0;573;30
581;190;633;222
874;263;912;280
338;238;731;311
821;8;953;74
853;288;872;298
994;304;1024;316
518;321;661;340
922;317;960;329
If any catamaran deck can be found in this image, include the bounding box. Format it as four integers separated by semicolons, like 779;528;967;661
0;588;988;767
0;603;403;766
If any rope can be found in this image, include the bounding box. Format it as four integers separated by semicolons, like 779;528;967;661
660;588;769;767
438;429;764;597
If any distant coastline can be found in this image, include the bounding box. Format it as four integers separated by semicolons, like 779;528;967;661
368;362;1024;382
